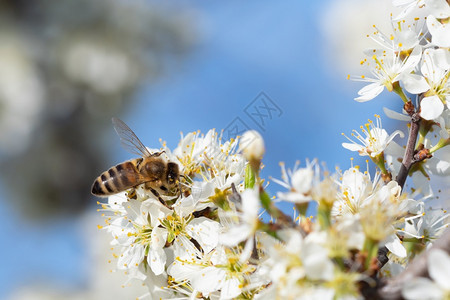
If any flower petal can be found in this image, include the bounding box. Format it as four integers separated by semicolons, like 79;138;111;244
148;247;167;275
401;45;422;73
291;167;313;194
427;15;450;47
421;95;444;120
355;82;385;102
383;107;411;121
186;217;220;253
342;142;364;152
400;73;429;94
425;0;450;18
220;224;251;246
402;277;443;300
384;234;407;258
428;249;450;290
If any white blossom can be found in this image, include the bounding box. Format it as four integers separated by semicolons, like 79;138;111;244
352;45;421;102
272;160;316;203
239;130;265;161
342;115;404;157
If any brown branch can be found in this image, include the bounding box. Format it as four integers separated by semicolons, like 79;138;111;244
395;101;421;189
376;227;450;300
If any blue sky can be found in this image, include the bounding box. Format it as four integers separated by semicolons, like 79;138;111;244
0;1;400;297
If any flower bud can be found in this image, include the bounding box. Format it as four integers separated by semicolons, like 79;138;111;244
239;130;265;174
239;130;265;161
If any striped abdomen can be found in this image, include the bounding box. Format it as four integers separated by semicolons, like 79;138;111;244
91;159;144;197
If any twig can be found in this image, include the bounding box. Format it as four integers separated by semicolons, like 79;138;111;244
395;101;421;189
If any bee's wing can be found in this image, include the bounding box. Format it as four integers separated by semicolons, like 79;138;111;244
112;117;152;157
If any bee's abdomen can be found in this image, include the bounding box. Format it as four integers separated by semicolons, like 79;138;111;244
91;160;142;196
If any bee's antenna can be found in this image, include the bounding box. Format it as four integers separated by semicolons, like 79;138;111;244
152;150;166;157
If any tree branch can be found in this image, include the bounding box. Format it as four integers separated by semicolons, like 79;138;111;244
395;102;421;189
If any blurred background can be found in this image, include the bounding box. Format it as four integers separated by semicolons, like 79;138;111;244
0;0;445;299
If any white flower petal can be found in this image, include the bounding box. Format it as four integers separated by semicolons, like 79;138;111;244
107;192;128;210
428;158;450;176
302;241;334;281
151;227;168;249
421;95;444;120
384;234;407;258
383;107;411;121
168;260;202;282
187;217;220;253
428;249;450;290
174;235;202;261
401;45;422;73
400;73;430;94
342;142;364;153
143;200;172;227
411;172;433;197
220;277;242;300
191;267;225;294
403;277;443;300
148;247;167;275
355;82;385;102
425;0;450;18
282;229;303;252
427;15;450;47
421;48;448;81
117;244;145;270
239;236;254;263
392;2;418;20
220;225;251;246
291;167;313;194
241;188;261;216
276;191;312;203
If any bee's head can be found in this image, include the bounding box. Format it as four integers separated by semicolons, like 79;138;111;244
166;162;179;188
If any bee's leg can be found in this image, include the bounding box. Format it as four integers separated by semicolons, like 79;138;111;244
178;175;190;198
126;188;137;200
149;187;169;207
178;181;183;198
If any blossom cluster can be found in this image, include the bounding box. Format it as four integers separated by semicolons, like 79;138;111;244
96;2;450;299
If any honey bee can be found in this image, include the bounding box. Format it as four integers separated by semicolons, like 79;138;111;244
91;117;180;203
